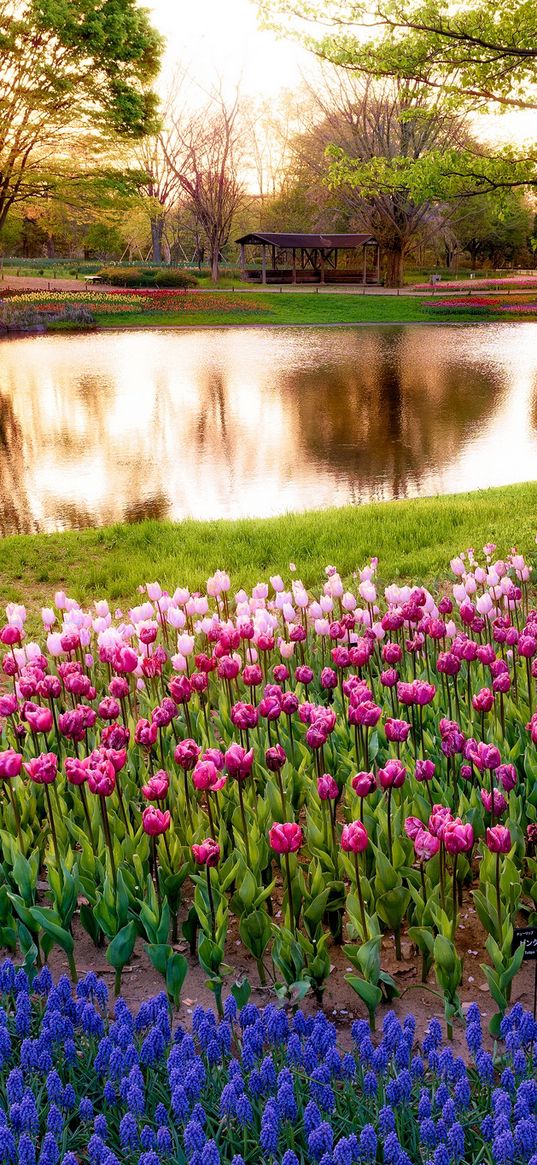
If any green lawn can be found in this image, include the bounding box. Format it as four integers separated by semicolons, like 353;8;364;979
1;483;536;617
91;292;482;329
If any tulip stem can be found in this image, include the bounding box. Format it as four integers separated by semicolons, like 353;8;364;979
206;864;216;941
206;793;215;838
44;784;60;865
353;852;367;941
495;852;503;947
284;851;295;933
79;782;93;838
7;782;23;848
100;797;117;893
276;769;286;819
451;853;458;940
237;780;251;867
387;787;393;865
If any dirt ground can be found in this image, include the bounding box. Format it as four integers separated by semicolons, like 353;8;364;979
30;894;536;1053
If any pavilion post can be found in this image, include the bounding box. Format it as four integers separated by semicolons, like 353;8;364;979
363;245;367;285
376;244;380;284
292;248;297;284
240;243;246;279
261;244;267;285
271;244;276;271
320;250;325;284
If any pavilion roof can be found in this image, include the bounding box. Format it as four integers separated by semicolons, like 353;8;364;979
235;231;377;248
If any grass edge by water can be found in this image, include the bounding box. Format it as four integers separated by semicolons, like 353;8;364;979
1;483;536;616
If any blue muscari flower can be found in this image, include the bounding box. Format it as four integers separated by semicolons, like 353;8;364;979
260;1100;279;1155
351;1019;370;1047
155;1103;168;1129
310;1065;335;1111
17;1136;36;1165
47;1105;63;1136
466;1022;482;1054
363;1070;378;1098
120;1113;139;1150
87;1136;107;1165
10;1103;23;1134
61;1156;78;1165
266;1005;289;1045
94;1116;108;1138
223;995;237;1022
0;1129;16;1165
436;1119;448;1144
217;1021;232;1054
359;1125;377;1163
493;1090;512;1117
501;1069;516;1094
476;1050;495;1085
156;1129;172;1156
201;1142;220;1165
448;1122;465;1160
378;1106;395;1135
513;1050;527;1075
0;959;16;992
308;1122;333;1162
260;1055;277;1093
518;1082;537;1112
514;1118;537;1159
15;995;31;1037
442;1099;456;1127
185;1060;207;1101
140;1027;166;1067
127;1085;145;1115
302;1040;319;1073
184;1119;206;1155
14;969;30;994
236;1093;253;1126
220;1083;238;1117
206;1038;221;1067
304;1100;322;1135
239;1003;260;1028
62;1083;76;1110
7;1068;24;1104
281;1154;299;1165
341;1053;355;1080
384;1132;403;1165
433;1148;449;1165
423;1018;443;1054
80;1098;94;1122
285;1034;303;1067
140;1128;156;1151
137;1154;159;1165
38;1134;59;1165
435;1084;450;1110
230;1158;245;1165
20;1093;38;1135
277;1084;296;1123
94;1036;113;1076
0;1025;12;1068
420;1120;437;1149
103;1082;116;1106
395;1039;411;1070
82;1003;105;1037
411;1054;425;1079
454;1077;471;1111
492;1130;515;1165
333;1138;354;1165
418;1091;432;1121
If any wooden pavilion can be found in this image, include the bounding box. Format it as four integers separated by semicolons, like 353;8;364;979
236;231;381;285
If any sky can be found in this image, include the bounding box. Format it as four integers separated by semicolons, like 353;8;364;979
145;0;535;146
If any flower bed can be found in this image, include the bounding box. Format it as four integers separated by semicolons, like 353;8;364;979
0;546;536;1035
424;297;537;316
413;277;537;291
0;961;535;1164
1;291;266;317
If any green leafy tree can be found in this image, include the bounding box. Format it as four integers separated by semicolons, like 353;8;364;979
0;0;163;231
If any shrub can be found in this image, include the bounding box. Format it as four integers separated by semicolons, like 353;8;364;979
96;266;198;289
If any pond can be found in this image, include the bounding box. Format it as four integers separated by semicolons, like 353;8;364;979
0;323;536;535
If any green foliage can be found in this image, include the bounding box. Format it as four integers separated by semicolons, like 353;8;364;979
96;267;198;288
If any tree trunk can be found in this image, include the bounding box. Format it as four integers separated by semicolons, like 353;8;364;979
150;218;164;264
211;247;219;283
46;234;55;259
385;248;404;288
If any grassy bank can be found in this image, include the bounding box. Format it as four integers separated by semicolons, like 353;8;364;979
1;483;536;615
91;292;483;329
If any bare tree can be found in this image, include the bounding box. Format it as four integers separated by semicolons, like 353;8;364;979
163;83;247;282
134;114;184;263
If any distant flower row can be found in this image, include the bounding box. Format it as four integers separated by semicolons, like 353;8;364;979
425;296;537;315
2;291;262;315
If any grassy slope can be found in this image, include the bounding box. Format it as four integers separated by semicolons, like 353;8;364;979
91;293;481;329
1;484;536;615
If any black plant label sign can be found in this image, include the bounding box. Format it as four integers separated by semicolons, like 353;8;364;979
512;927;537;960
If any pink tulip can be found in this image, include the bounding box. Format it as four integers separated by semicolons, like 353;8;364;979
142;770;170;800
377;759;406;789
495;763;517;792
485;825;511;854
23;703;53;734
385;718;411;743
134;718;158;748
86;758;116;797
443;818;474;854
317;773;339;801
428;805;453;838
0;625;21;646
351;771;377;798
142;806;171;836
341;820;368;854
414;829;440;862
472;688;494;713
0;749;23;779
113;645;139;674
415;759;435;783
174;739;201;770
480;788;507;817
23;753;58;785
225;743;254;781
0;694;18;716
64;757;88;786
192;760;227;792
231;702;259;730
265;745;286;772
404;816;425;840
268;822;303;854
192;838;221;866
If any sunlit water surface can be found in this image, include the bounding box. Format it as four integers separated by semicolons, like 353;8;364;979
0;323;536;535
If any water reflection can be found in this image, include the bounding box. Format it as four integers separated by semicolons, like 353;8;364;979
0;323;535;535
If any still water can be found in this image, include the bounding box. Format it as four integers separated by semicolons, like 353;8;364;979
0;323;536;535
